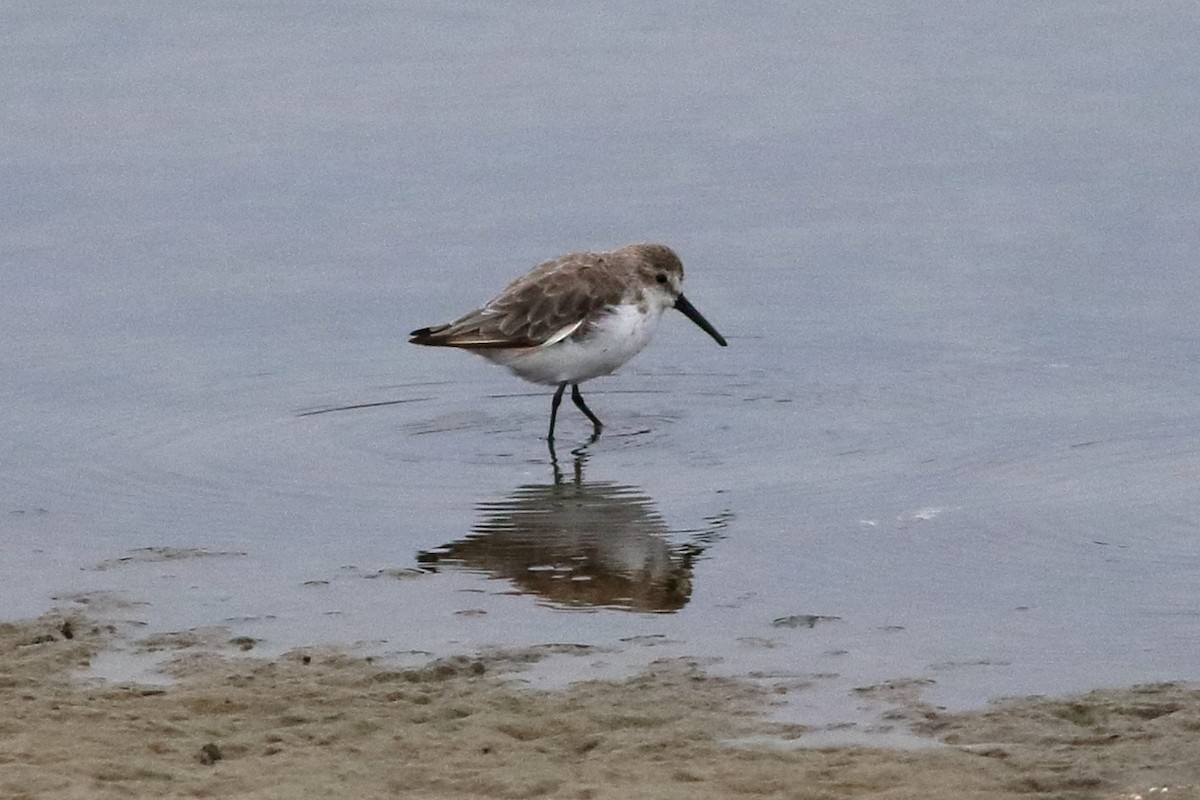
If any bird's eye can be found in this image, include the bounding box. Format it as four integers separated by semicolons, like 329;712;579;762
655;273;668;285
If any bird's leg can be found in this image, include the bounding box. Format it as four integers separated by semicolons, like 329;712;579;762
548;382;567;441
570;383;604;438
547;436;563;483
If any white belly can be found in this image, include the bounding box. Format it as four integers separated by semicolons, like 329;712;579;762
479;304;663;386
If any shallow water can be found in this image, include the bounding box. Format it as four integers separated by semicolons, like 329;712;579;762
4;2;1200;740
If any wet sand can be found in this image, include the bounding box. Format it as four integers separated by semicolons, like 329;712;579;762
1;614;1196;799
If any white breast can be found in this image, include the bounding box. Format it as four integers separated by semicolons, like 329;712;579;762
479;303;664;386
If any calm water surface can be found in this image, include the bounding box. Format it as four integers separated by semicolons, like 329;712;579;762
4;2;1200;738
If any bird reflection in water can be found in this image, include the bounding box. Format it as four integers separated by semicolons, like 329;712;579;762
417;449;730;612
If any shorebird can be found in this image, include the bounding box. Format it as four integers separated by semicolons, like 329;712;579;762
409;243;727;440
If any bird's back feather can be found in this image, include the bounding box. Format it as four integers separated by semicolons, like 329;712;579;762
409;251;632;349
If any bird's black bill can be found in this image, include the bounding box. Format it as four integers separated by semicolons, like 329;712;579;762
673;294;728;346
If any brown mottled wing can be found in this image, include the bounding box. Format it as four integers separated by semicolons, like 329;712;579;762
410;252;627;348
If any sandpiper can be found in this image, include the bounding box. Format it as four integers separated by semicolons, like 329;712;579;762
409;243;727;440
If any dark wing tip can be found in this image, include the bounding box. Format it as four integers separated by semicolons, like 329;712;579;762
409;326;437;345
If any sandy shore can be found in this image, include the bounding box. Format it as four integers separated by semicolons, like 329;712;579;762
1;613;1196;800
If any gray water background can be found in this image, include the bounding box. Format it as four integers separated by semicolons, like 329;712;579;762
4;2;1200;737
